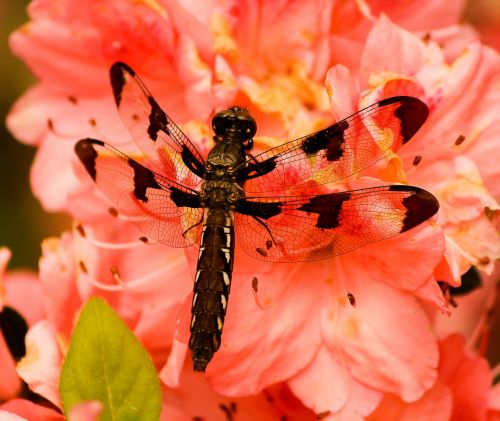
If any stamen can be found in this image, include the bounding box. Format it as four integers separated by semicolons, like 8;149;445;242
412;155;422;166
251;276;272;310
454;134;466;145
347;292;356;307
75;223;86;237
110;266;125;286
218;403;234;421
78;260;88;274
252;276;258;292
77;224;157;250
79;271;124;292
80;260;174;291
478;256;490;265
83;235;155;250
45;117;96;139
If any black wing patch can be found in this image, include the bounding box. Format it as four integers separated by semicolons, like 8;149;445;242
240;96;429;193
75;138;203;247
110;62;205;186
234;185;439;262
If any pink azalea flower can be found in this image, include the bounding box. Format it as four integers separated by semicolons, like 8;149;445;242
0;250;63;418
7;0;500;419
16;321;62;407
17;224;194;405
162;364;319;420
0;399;63;421
368;334;493;420
7;0;471;218
0;249;21;401
0;248;45;401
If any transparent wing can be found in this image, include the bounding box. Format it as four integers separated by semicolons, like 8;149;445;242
110;62;205;188
241;96;429;193
235;185;439;262
75;138;203;247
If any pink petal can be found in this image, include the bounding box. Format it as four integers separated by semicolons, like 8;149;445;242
413;275;449;314
68;401;103;421
31;137;81;212
10;0;175;90
323;266;439;401
204;256;330;395
134;300;185;367
0;411;26;421
433;268;498;341
288;346;382;418
368;378;452;421
405;43;500;167
174;36;213;120
349;219;444;295
360;16;426;87
212;55;237;111
16;321;62;407
422;157;498;226
445;215;500;275
438;334;492;420
0;247;13;309
337;374;385;420
0;399;64;421
288;347;350;414
230;0;333;76
163;364;317;421
325;64;359;119
4;270;44;327
159;338;188;389
489;382;500;413
465;119;500;198
39;234;82;340
436;235;467;285
368;0;466;30
0;334;21;400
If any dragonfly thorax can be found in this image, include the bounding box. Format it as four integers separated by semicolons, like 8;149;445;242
212;106;256;150
199;180;244;209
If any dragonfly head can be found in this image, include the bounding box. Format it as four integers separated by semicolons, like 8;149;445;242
212;106;256;147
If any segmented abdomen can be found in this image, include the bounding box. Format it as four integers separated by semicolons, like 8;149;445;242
189;208;234;371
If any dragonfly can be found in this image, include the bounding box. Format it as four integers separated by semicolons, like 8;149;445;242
75;62;439;372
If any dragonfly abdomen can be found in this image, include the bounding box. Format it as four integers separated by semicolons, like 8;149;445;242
189;208;234;371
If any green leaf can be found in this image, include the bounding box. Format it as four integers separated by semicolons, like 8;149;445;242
59;297;162;420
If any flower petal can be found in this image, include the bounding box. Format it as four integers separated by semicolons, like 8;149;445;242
0;399;64;421
16;321;62;407
324;265;439;401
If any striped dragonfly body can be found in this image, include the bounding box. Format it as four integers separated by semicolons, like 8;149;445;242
188;107;255;371
190;208;235;371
